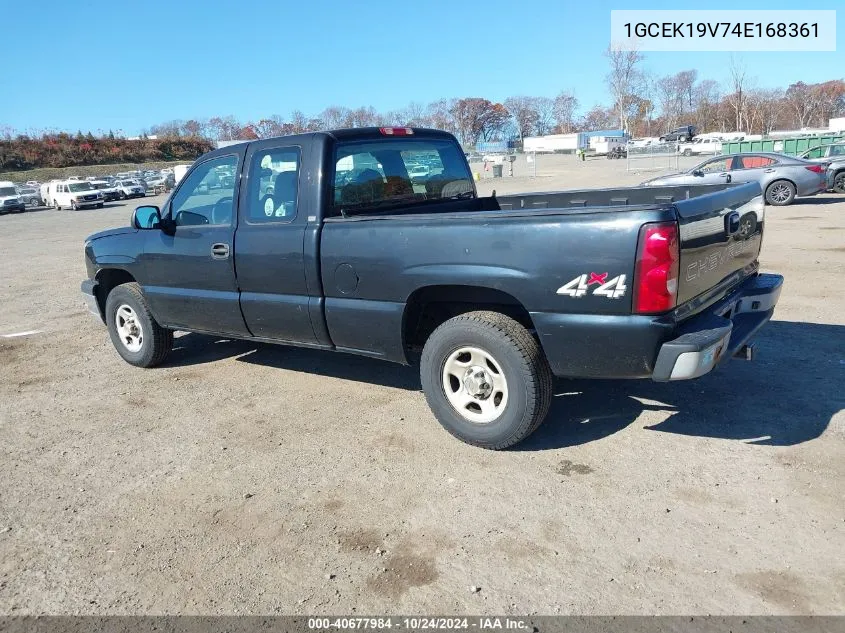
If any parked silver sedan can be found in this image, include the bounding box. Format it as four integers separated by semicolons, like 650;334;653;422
641;152;828;206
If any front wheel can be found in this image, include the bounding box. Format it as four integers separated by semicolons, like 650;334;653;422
420;311;553;449
71;201;78;210
765;180;796;206
105;282;173;367
833;172;845;194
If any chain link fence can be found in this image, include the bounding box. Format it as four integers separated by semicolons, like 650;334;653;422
626;143;680;172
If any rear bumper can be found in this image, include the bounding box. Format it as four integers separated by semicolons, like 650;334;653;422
531;273;783;380
651;273;783;381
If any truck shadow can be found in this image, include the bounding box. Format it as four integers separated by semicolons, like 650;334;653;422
519;320;845;450
167;320;843;450
167;334;422;391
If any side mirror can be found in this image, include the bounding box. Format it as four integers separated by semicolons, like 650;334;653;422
132;205;161;229
692;169;704;177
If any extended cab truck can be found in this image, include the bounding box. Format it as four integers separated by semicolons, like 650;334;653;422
81;127;783;449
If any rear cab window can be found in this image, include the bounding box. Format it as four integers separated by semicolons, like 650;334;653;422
331;137;473;216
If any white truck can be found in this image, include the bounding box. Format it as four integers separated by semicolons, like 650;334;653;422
678;137;722;156
523;133;588;153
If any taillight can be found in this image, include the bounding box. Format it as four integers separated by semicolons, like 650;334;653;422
379;127;414;136
804;164;825;174
633;222;679;314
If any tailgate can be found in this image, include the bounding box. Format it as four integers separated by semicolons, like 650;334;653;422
672;182;764;306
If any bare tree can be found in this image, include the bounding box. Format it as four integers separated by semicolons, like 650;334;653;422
534;97;556;136
725;56;752;132
503;96;539;140
424;98;458;136
692;80;721;131
553;91;578;133
604;45;645;132
747;89;783;134
319;106;351;129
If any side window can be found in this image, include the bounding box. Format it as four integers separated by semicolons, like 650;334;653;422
246;147;301;222
739;156;775;169
170;155;238;227
700;158;732;173
829;145;845;156
804;147;824;159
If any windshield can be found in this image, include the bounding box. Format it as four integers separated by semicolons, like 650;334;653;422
0;187;16;196
68;182;93;192
332;137;473;215
121;181;135;186
91;183;109;189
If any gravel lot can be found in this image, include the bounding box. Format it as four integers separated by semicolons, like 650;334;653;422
1;156;843;615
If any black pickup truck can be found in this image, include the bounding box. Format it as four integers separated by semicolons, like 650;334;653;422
81;127;783;449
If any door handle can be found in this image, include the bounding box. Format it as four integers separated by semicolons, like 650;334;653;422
211;243;230;260
719;173;732;183
764;168;776;173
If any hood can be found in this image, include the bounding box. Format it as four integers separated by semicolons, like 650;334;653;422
86;227;136;242
0;195;21;202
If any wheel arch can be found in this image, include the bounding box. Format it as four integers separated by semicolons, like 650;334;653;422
94;268;137;319
402;284;535;355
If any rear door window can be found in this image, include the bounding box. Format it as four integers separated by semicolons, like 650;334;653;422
244;147;301;223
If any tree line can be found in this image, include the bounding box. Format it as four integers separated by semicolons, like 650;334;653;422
0;131;213;172
1;50;843;171
137;68;845;143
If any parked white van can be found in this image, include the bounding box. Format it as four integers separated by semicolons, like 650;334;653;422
0;180;26;214
51;180;104;210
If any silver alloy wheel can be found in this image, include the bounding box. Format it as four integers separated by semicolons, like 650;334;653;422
115;304;143;353
441;346;508;424
770;182;791;204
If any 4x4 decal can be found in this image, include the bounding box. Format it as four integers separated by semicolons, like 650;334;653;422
557;273;627;299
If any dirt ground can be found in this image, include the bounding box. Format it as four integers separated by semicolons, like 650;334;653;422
1;156;843;616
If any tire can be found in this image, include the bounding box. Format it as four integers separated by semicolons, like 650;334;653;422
683;148;692;156
71;201;78;210
833;172;845;194
105;282;173;368
765;180;796;206
96;203;104;209
119;191;126;200
55;201;61;210
420;311;553;450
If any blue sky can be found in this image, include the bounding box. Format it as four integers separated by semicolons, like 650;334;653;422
2;0;842;134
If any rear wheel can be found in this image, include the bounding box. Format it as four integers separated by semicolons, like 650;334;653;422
765;180;796;206
833;172;845;194
105;282;173;367
96;203;104;209
420;311;553;450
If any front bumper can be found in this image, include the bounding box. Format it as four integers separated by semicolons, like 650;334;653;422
81;279;102;320
2;203;26;213
651;273;783;381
